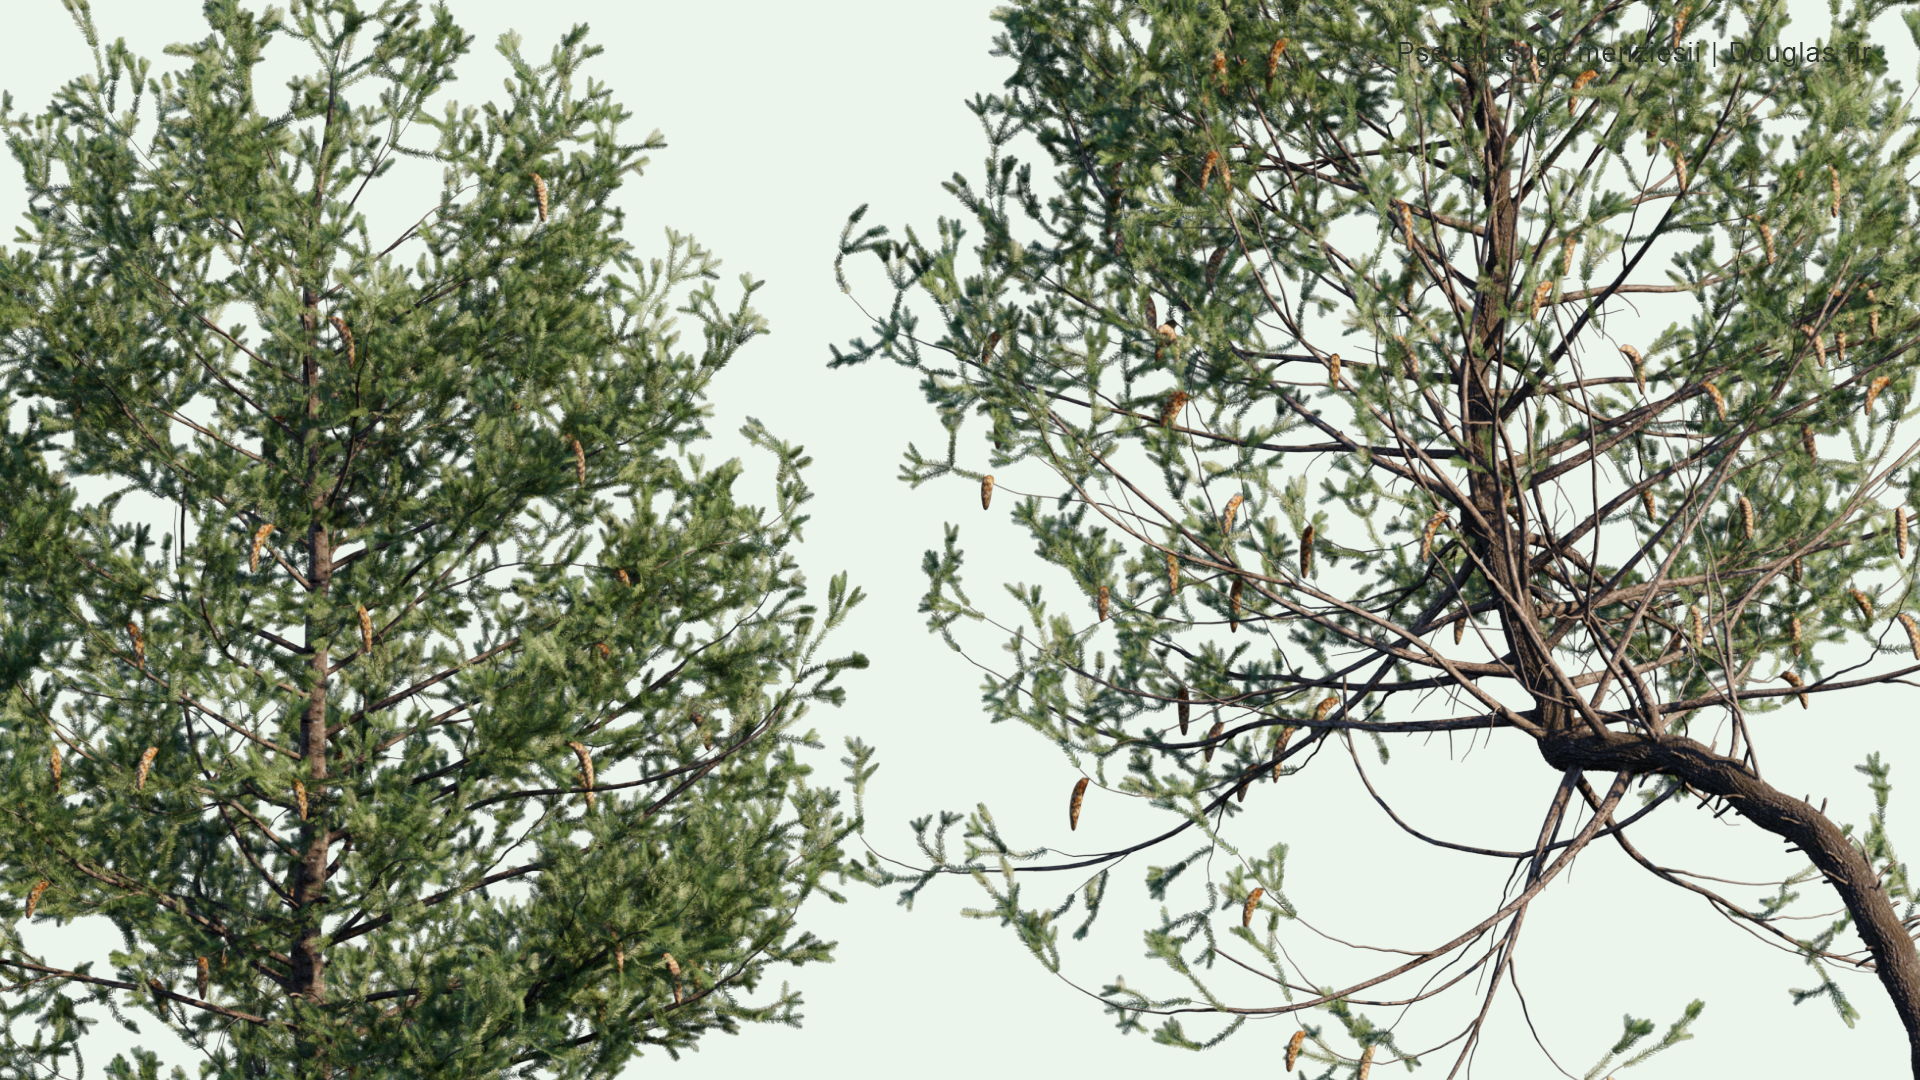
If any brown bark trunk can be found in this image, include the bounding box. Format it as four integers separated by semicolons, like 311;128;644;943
282;83;345;1079
1451;27;1920;1068
1458;55;1555;720
1450;29;1920;1071
289;278;333;1071
1540;728;1920;1072
290;528;329;1001
289;84;339;1044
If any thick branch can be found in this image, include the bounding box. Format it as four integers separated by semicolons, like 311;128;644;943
1539;726;1920;1070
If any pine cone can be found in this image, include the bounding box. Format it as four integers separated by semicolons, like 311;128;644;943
251;523;276;572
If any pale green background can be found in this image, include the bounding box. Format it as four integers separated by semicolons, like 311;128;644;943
5;1;1918;1076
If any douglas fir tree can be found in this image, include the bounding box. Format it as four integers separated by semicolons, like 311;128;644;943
0;1;865;1076
836;0;1920;1073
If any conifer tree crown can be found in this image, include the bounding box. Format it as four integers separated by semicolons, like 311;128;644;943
836;0;1920;1072
0;2;867;1076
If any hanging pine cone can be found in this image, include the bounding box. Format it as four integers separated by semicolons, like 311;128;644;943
1454;613;1467;645
1901;613;1920;662
1898;507;1910;561
1328;353;1342;387
1300;524;1315;576
1802;425;1818;458
982;474;994;510
982;330;1001;367
330;315;355;367
1205;244;1228;288
25;880;48;919
197;956;209;999
1242;887;1265;927
1272;726;1294;780
1618;345;1643;392
1853;588;1876;623
1314;696;1338;723
1754;218;1774;264
136;747;157;792
1265;38;1288;90
127;622;144;671
1739;496;1755;542
250;523;275;572
1420;510;1446;561
49;744;60;793
1569;69;1597;115
1167;552;1180;595
359;605;373;654
618;568;631;588
570;741;596;809
1098;585;1110;622
1704;382;1727;421
1070;777;1089;830
532;172;548;222
572;438;586;486
1359;1044;1376;1080
1222;494;1244;536
1229;579;1243;632
1178;686;1191;735
1866;375;1891;417
663;953;683;1004
1200;150;1220;190
1204;719;1224;763
1530;280;1553;320
1781;670;1808;709
1160;390;1189;428
294;780;307;821
1286;1030;1306;1070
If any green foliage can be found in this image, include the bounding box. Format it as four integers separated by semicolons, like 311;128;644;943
1581;999;1704;1079
0;2;865;1076
835;0;1920;1070
1854;752;1915;918
1786;752;1919;1029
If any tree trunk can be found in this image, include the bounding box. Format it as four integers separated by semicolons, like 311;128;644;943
1453;26;1920;1073
289;275;333;1071
1539;727;1920;1074
1459;54;1549;717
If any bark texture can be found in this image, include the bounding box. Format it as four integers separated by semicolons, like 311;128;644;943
1539;725;1920;1073
1457;32;1920;1074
